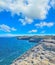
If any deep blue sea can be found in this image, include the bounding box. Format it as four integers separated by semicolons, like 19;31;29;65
0;37;37;65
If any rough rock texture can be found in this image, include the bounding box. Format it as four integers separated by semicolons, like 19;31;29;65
11;39;55;65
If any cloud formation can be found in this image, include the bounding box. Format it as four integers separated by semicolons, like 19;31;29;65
19;17;33;25
51;0;55;8
28;29;37;33
0;0;52;24
35;22;54;28
0;24;17;32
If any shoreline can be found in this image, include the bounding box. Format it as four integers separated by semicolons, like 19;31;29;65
11;38;55;65
11;41;40;64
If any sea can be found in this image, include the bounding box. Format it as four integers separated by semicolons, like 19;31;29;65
0;37;37;65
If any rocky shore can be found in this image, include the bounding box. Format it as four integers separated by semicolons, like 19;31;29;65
11;36;55;65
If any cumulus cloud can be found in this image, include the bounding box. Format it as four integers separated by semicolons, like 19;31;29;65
0;24;17;32
11;27;17;31
51;0;55;8
19;17;33;25
35;22;54;28
28;29;37;33
0;0;52;24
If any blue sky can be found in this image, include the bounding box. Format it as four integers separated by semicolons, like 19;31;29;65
0;0;55;36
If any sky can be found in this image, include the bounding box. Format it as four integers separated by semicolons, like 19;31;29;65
0;0;55;36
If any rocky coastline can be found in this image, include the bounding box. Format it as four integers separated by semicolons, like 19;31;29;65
11;36;55;65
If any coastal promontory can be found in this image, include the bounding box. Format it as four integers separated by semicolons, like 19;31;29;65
11;36;55;65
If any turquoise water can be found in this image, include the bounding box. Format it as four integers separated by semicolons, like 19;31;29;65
0;37;37;65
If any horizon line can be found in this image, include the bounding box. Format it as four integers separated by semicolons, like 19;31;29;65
0;34;55;37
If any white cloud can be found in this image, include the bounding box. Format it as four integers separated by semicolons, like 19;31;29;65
0;0;51;24
0;24;17;32
28;29;37;33
23;0;50;19
11;27;17;31
35;22;54;28
50;0;55;8
19;17;33;25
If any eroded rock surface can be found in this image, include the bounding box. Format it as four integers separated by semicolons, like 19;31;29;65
11;39;55;65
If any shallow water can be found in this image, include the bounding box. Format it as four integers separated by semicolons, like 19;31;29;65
0;37;37;65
